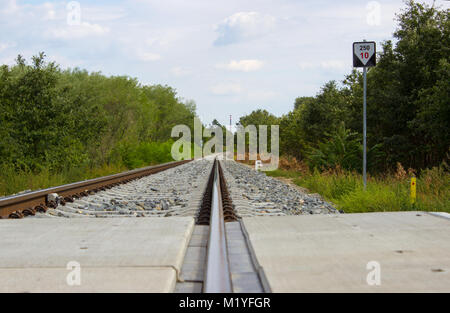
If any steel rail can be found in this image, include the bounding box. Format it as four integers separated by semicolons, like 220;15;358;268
0;159;191;219
203;159;233;293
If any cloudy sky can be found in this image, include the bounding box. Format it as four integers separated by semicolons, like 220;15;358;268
1;0;448;126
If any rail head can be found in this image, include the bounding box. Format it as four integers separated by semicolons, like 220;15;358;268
203;159;233;293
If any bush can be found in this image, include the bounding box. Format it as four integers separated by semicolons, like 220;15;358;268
415;162;450;211
267;160;449;213
0;53;197;196
110;140;175;170
306;123;362;171
337;183;409;213
294;168;360;201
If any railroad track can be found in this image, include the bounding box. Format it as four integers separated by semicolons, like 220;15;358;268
0;158;448;293
0;159;191;219
0;157;335;293
177;159;269;293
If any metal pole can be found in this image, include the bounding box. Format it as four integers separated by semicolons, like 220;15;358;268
363;66;367;190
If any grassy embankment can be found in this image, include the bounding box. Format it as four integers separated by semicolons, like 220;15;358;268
0;141;175;197
241;157;449;213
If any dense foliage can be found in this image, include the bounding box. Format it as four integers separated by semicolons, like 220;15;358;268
0;53;197;194
240;1;449;173
0;1;447;199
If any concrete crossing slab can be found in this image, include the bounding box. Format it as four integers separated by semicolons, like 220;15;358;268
242;212;450;292
0;217;195;292
0;267;176;293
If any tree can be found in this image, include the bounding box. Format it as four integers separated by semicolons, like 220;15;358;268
299;81;351;145
294;96;315;111
279;109;307;159
0;53;199;173
307;122;362;171
262;1;449;172
238;109;279;153
365;1;449;169
0;52;92;170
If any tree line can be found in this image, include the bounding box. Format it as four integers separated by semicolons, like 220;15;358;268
0;0;447;186
0;53;197;173
239;1;449;173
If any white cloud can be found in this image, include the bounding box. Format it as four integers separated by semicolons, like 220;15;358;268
0;42;15;53
48;22;110;39
144;34;172;48
82;6;126;22
216;59;264;72
210;82;242;95
320;60;348;70
320;60;346;70
299;60;347;71
171;66;190;77
3;0;446;129
0;0;18;14
136;51;161;62
46;53;84;69
42;2;56;20
298;62;315;70
214;12;276;45
247;90;277;101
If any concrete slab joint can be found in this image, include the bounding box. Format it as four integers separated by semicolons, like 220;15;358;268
0;217;196;293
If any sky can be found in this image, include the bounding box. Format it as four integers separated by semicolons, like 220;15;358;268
1;0;448;126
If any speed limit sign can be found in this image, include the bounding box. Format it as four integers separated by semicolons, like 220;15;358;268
353;41;376;67
353;40;376;190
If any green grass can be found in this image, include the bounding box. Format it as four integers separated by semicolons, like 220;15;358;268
0;140;176;197
0;163;127;197
266;166;450;213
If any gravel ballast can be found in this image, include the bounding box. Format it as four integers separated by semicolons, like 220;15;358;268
36;158;338;218
37;159;214;218
220;160;338;216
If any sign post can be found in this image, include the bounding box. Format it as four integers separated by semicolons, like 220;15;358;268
353;40;376;189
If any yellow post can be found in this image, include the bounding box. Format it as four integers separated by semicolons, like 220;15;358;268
410;177;416;205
